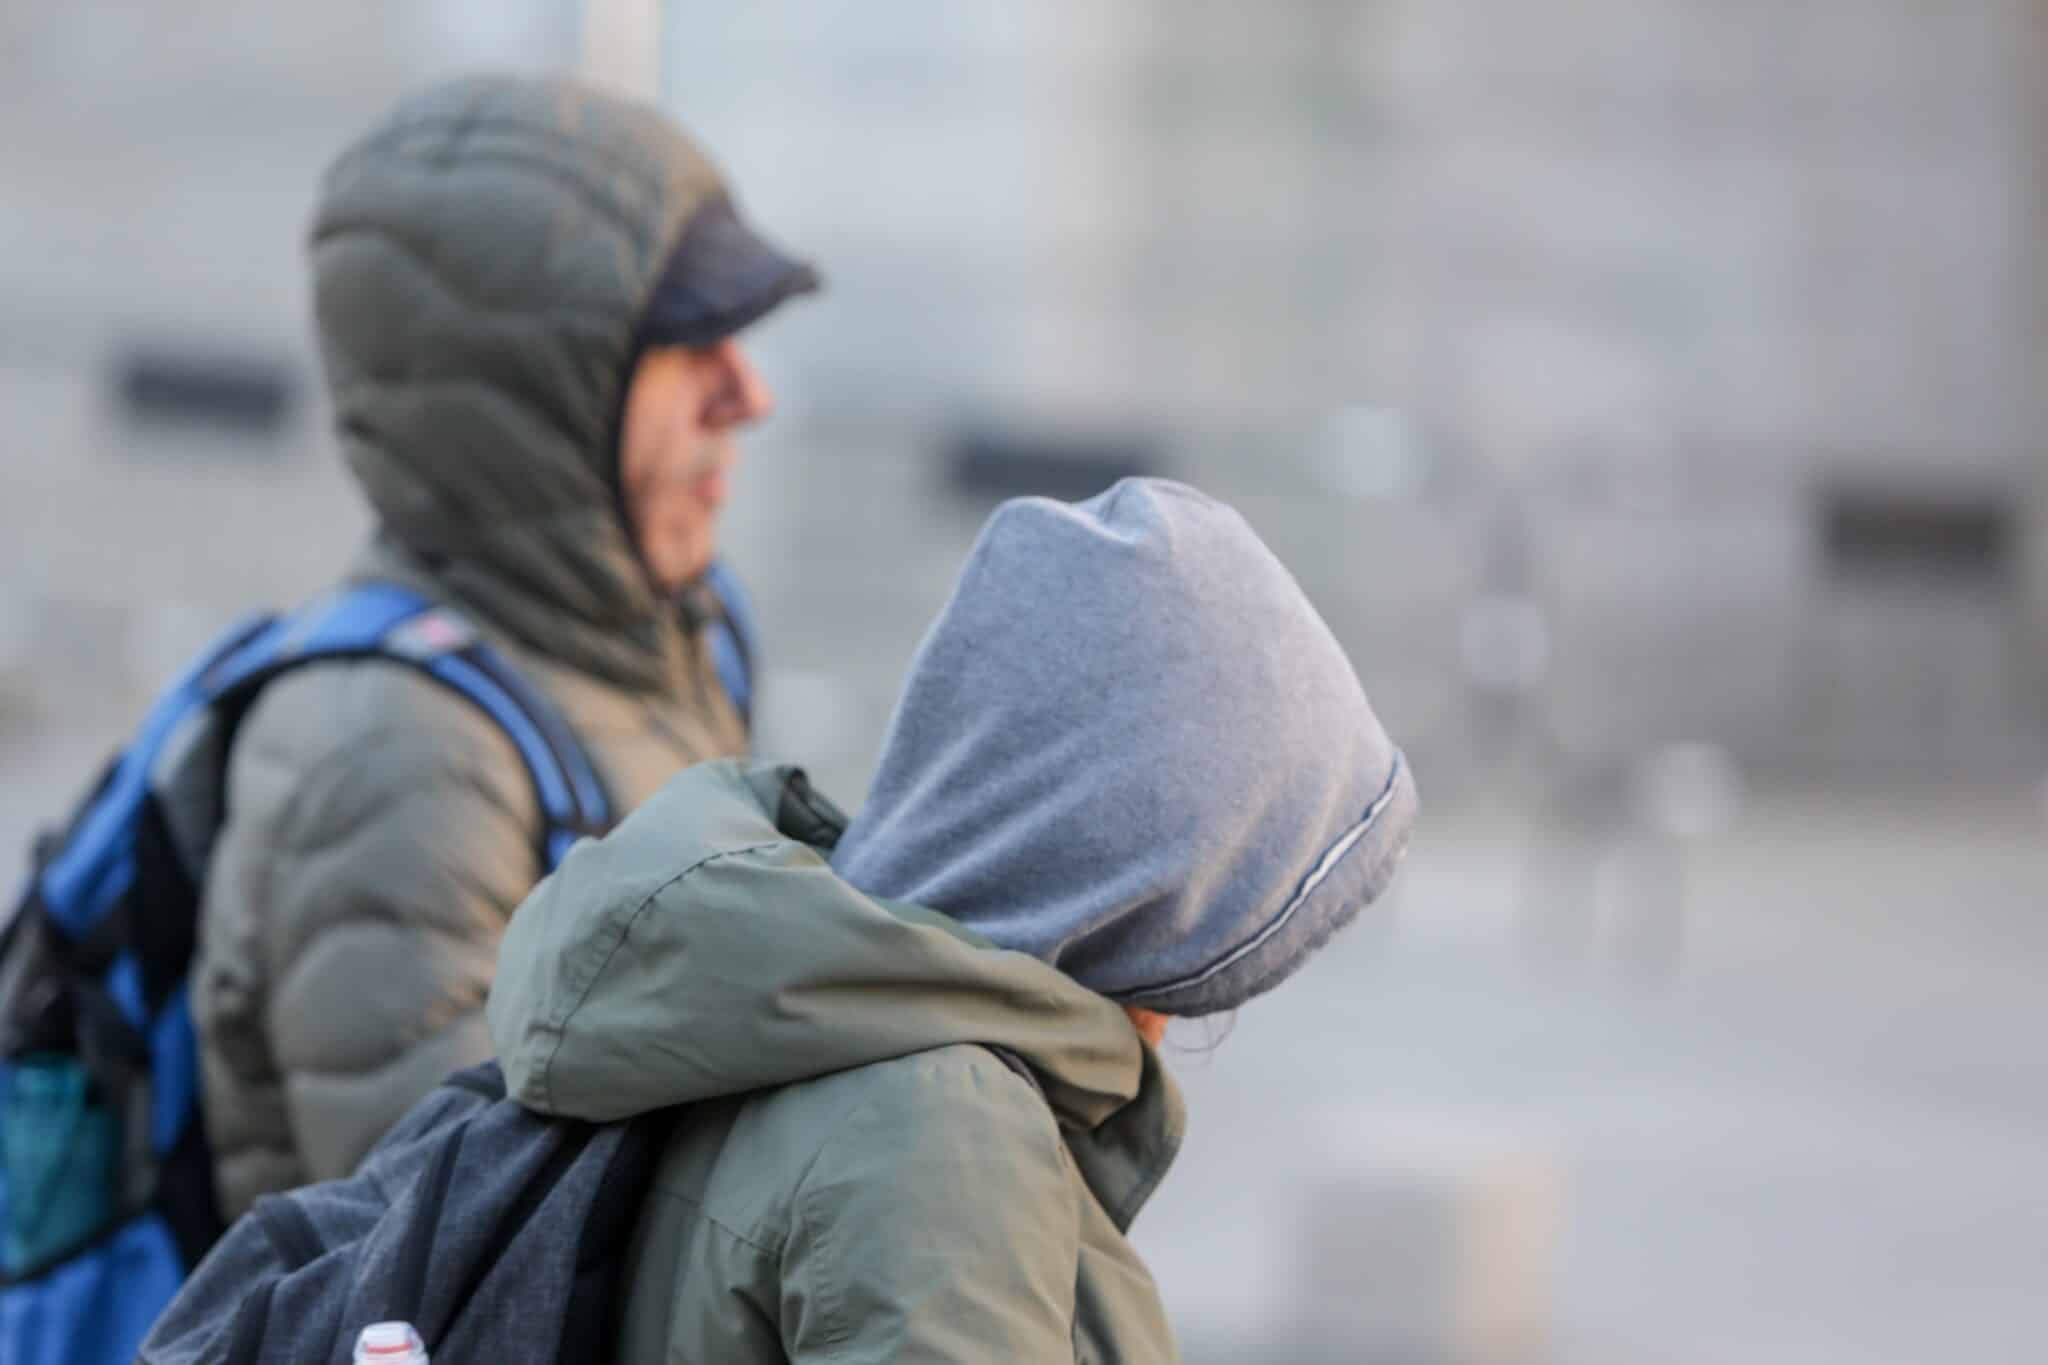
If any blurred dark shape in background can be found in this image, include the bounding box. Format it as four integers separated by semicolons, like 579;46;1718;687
114;346;296;437
944;422;1164;502
1820;485;2012;587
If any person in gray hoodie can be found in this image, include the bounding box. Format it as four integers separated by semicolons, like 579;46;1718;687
487;476;1418;1360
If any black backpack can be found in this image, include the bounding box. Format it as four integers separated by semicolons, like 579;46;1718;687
137;1062;681;1365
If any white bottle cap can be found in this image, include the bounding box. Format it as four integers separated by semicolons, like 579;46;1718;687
353;1321;429;1365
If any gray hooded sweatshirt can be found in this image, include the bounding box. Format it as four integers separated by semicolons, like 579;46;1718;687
833;477;1416;1015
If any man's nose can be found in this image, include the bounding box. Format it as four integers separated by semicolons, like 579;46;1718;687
704;339;775;429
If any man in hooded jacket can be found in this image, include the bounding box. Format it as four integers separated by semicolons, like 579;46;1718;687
193;73;818;1219
488;477;1419;1361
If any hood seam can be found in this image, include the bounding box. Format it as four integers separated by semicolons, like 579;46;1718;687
532;838;792;1111
335;110;675;203
1115;750;1409;1004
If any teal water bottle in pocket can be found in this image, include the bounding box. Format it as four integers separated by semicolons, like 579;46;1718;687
0;1053;120;1274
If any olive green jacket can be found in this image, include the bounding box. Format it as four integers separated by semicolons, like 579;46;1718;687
488;762;1186;1362
193;76;749;1217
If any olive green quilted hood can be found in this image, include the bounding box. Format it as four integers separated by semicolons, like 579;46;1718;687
310;74;788;692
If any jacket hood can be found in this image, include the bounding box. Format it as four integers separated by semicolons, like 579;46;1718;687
310;74;761;692
486;762;1184;1209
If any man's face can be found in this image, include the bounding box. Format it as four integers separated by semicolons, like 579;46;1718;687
617;339;774;594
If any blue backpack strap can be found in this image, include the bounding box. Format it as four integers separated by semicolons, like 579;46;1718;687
35;614;276;939
406;629;613;870
201;586;611;872
33;586;607;947
702;558;757;728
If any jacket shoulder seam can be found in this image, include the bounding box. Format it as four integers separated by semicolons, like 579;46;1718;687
531;839;792;1110
638;1183;779;1260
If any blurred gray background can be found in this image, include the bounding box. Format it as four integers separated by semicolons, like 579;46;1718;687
3;3;2044;1361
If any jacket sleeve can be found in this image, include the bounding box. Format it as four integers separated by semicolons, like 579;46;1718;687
779;1049;1081;1363
196;663;543;1206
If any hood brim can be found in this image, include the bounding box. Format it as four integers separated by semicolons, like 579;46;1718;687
635;194;821;349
